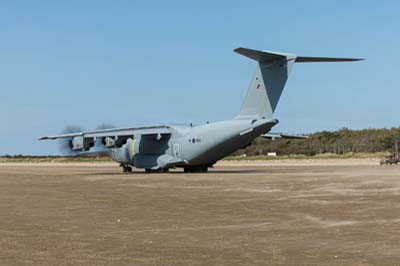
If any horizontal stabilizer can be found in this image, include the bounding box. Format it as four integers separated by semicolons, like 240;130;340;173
234;47;294;62
296;56;363;63
262;132;308;140
234;47;363;63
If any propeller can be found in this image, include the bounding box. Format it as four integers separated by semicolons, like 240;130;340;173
95;123;115;130
58;123;116;155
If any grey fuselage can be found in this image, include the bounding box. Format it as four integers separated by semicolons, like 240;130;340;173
110;118;277;170
39;47;361;170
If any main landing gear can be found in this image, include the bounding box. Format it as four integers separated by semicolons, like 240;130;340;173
145;168;170;173
120;164;132;173
120;164;208;174
183;166;208;173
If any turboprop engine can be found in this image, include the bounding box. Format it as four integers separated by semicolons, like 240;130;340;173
103;137;116;148
100;136;130;148
70;136;95;151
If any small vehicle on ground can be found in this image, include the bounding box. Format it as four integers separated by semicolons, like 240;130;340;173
380;153;399;165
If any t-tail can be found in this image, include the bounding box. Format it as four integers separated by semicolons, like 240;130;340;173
235;47;363;120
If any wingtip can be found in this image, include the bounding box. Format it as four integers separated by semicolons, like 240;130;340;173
234;47;244;53
346;58;365;61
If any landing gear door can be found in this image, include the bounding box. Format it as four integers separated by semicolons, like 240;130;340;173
173;143;181;159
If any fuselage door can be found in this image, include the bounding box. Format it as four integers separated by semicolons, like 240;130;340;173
173;143;181;159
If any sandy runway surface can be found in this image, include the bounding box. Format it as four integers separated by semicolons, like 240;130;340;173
0;162;399;265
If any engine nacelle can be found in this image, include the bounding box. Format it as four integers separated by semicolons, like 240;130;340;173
71;137;95;151
100;136;130;149
103;137;116;148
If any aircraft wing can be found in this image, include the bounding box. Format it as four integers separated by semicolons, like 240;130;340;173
38;125;171;140
262;132;308;140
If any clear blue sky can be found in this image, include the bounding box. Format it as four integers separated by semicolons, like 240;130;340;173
2;0;399;155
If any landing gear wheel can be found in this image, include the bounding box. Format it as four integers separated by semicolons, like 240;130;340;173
121;164;132;173
184;166;208;173
145;168;169;173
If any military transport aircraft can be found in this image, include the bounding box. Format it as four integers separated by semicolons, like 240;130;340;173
39;48;361;173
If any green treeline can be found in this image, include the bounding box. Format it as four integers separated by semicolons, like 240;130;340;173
238;127;400;156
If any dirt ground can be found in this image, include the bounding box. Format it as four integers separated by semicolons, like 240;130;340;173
0;161;399;266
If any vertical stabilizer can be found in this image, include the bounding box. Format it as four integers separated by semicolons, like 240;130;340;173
235;47;363;120
235;48;296;119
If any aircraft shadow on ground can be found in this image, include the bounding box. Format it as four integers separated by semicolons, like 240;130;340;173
76;169;268;176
